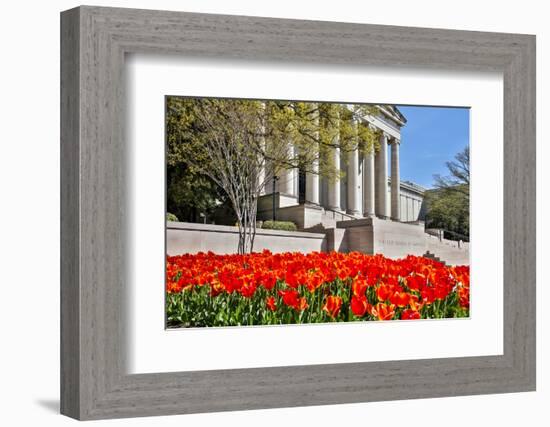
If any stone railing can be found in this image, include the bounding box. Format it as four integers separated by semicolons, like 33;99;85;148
322;207;356;222
425;228;469;249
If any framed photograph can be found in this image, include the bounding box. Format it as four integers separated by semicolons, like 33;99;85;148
61;6;536;420
164;97;471;328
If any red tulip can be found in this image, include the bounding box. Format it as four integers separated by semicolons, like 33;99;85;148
376;283;394;301
401;309;421;320
458;286;470;309
261;272;277;291
352;277;368;297
278;289;308;311
408;294;422;311
278;289;300;309
323;295;343;319
297;297;309;311
306;272;324;292
421;287;436;304
350;295;371;317
371;303;396;321
389;291;410;307
266;296;277;311
239;282;257;298
406;274;425;291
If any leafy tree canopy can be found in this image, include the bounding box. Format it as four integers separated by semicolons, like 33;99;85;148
425;146;470;240
166;97;381;253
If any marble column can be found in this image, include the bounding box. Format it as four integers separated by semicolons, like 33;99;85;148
305;159;319;204
258;155;266;195
305;104;320;204
281;142;296;196
257;102;266;195
391;138;401;221
375;133;389;218
363;148;375;217
347;121;361;215
327;113;341;211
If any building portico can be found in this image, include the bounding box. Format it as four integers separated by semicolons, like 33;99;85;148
257;105;418;229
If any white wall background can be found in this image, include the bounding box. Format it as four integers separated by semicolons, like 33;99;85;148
0;0;546;425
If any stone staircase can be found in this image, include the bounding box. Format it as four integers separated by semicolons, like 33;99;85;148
423;250;446;265
319;207;359;229
302;214;469;266
425;233;469;265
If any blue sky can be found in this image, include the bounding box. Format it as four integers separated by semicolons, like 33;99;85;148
395;105;470;189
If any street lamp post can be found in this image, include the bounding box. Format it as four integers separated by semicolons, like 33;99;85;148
272;175;279;221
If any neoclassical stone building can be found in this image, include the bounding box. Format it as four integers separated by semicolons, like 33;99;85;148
169;104;469;264
257;105;426;230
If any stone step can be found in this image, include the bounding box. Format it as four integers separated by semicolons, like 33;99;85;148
319;207;359;229
423;250;446;265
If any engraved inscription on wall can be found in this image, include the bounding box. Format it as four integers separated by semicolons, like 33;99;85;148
376;233;425;248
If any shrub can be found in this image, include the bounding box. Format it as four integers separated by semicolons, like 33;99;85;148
166;212;179;222
261;220;297;232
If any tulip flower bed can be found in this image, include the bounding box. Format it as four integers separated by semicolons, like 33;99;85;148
166;250;469;328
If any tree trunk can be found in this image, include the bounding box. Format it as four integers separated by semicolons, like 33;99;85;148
233;194;258;255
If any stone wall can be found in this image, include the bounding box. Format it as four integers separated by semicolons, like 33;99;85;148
167;220;469;265
339;217;427;258
256;203;323;230
338;217;469;265
167;221;327;256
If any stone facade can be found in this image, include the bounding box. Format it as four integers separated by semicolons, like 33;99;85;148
257;177;426;229
258;105;427;227
175;105;468;265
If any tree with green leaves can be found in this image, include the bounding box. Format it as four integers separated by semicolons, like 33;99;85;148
425;146;470;240
433;146;470;197
166;163;226;223
166;97;380;253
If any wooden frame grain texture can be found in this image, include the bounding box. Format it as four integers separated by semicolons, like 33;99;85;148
60;5;536;420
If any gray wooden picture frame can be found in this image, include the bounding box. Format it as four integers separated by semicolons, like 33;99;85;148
60;5;536;420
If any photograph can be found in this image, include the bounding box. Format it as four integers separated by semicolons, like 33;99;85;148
165;97;470;328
